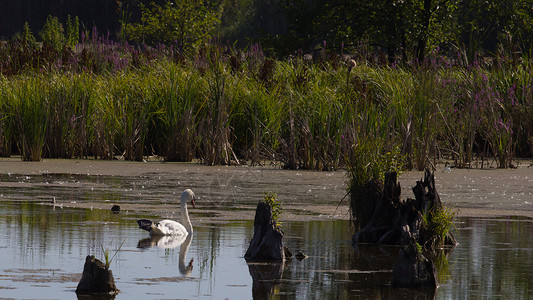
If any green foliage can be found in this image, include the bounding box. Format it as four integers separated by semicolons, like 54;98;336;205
5;0;533;61
22;22;36;46
39;15;65;50
263;192;282;227
423;206;457;245
37;14;79;50
100;239;126;269
415;241;423;254
65;15;80;48
280;0;457;61
346;139;405;190
122;1;220;51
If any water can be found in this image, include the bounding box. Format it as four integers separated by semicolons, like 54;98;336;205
0;162;532;299
1;201;533;299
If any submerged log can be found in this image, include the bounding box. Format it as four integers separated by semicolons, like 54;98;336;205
76;255;118;295
245;201;292;261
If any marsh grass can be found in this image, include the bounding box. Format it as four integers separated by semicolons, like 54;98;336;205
201;50;232;165
153;63;200;161
6;75;50;161
422;205;457;249
1;38;533;170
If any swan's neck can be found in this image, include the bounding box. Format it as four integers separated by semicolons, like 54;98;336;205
181;201;193;234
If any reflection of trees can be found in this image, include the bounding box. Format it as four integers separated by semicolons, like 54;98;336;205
1;201;134;267
276;220;441;299
4;201;533;299
439;217;533;299
279;220;356;299
194;225;221;294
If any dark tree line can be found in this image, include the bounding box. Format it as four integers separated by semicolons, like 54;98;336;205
2;0;533;61
1;0;122;39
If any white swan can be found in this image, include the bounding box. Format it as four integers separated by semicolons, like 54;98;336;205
137;189;196;236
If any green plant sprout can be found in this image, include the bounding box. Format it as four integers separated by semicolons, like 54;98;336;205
100;239;126;269
263;192;282;227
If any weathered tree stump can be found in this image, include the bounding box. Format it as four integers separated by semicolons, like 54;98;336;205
76;255;118;295
245;201;292;261
352;169;456;251
351;169;456;289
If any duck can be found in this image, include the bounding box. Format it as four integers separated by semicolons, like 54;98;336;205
137;189;196;236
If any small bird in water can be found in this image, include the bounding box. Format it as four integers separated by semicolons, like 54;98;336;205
111;205;121;214
295;251;308;261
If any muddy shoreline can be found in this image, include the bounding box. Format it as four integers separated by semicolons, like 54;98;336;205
0;157;532;221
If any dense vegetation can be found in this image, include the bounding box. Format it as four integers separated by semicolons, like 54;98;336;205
1;1;533;172
1;28;532;171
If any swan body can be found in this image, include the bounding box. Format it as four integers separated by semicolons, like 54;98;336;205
137;189;196;236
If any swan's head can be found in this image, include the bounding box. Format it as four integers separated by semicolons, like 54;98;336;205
181;189;196;208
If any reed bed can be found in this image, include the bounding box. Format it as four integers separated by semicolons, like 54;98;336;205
1;38;532;171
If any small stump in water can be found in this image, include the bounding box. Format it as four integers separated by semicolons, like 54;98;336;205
76;255;118;296
245;201;292;261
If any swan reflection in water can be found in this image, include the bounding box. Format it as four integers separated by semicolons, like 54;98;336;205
137;234;194;276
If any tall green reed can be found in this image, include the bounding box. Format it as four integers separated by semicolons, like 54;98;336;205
0;78;15;156
198;48;233;165
155;62;201;162
90;78;120;159
46;73;93;158
4;75;49;161
111;72;162;161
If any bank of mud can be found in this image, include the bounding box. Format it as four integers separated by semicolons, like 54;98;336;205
0;157;531;222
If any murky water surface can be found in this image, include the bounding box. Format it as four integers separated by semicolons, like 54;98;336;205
0;162;532;298
1;205;533;299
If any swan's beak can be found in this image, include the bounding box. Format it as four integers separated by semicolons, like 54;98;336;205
191;196;196;208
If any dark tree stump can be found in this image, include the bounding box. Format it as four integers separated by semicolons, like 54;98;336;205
245;201;292;261
76;255;118;295
352;169;456;250
351;169;456;289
